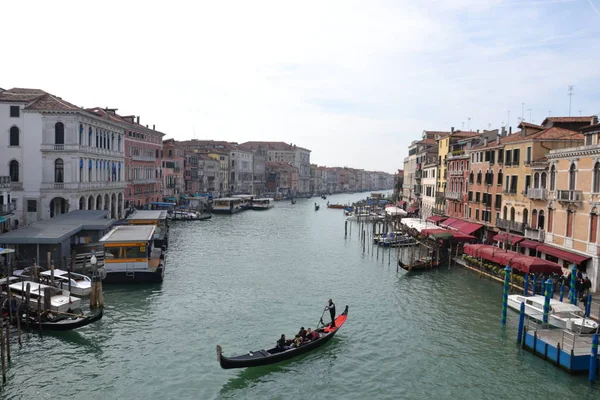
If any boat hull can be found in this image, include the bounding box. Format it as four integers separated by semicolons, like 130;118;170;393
212;208;243;214
15;308;103;332
217;305;348;369
102;268;164;284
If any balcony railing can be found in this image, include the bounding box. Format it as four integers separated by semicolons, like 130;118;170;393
10;182;23;190
524;227;545;242
497;218;525;233
449;170;464;176
557;190;583;203
41;144;123;157
131;155;156;162
446;191;461;200
41;181;127;191
0;203;15;216
526;187;548;200
132;178;158;184
0;176;11;188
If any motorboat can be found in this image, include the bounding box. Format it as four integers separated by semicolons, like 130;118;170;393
251;198;275;210
40;269;92;296
7;282;82;313
507;295;599;333
378;233;416;247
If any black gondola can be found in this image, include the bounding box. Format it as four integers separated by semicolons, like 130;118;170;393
217;305;348;369
14;308;104;331
314;203;320;211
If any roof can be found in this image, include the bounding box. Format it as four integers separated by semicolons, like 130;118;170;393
473;126;583;150
241;141;311;152
542;116;594;125
518;121;544;130
0;211;113;244
86;108;167;137
0;88;47;102
127;210;167;221
580;122;600;133
100;225;155;243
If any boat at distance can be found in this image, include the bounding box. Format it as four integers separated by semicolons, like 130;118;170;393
507;294;599;333
217;305;349;369
212;198;244;214
10;308;104;332
398;257;441;271
251;198;275;210
326;203;345;209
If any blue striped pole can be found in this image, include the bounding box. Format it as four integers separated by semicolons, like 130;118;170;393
589;334;598;383
532;274;538;295
517;301;525;344
559;283;565;302
586;294;592;318
543;279;552;325
523;274;529;295
569;265;577;305
501;266;511;326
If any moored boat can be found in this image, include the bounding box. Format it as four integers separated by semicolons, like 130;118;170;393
314;203;320;211
251;198;275;210
507;294;598;333
7;282;82;313
231;195;254;210
326;203;345;209
398;257;440;271
217;305;349;369
10;308;104;332
212;198;244;214
39;269;92;296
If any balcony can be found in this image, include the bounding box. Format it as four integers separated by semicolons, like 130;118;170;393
446;191;461;200
41;144;123;157
524;227;545;242
131;155;156;162
41;181;127;191
0;176;11;188
496;218;525;233
526;188;548;201
0;203;15;216
132;178;158;185
557;190;583;203
449;170;464;176
10;182;23;190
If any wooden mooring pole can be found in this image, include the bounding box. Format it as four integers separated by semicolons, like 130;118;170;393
0;317;6;384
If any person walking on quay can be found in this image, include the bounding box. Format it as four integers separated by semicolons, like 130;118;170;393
326;299;336;328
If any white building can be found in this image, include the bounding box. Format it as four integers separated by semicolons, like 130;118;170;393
420;163;438;219
0;175;15;233
0;88;126;228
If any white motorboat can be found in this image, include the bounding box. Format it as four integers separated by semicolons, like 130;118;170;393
7;282;82;313
251;198;275;210
507;294;598;334
40;269;92;297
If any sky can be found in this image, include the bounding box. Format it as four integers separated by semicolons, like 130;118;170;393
2;0;600;173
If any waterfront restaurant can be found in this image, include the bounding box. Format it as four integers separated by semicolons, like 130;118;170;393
0;210;114;269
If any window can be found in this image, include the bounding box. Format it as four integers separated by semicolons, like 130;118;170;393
531;209;538;229
510;207;515;221
9;160;19;182
568;163;576;191
27;200;37;212
475;192;480;203
476;171;482;184
497;170;503;185
55;159;64;183
503;206;508;220
550;165;556;191
586;134;593;146
566;208;575;237
9;126;19;146
547;208;553;233
475;209;479;220
526;147;532;164
593;162;600;193
590;208;598;243
10;106;19;118
498;149;504;164
513;149;520;165
538;210;545;230
55;122;65;144
525;175;531;193
469;171;474;184
505;150;512;165
468;191;473;201
510;176;518;193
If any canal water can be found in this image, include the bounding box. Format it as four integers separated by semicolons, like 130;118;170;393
2;192;599;399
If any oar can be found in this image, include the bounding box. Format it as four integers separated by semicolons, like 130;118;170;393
316;306;327;330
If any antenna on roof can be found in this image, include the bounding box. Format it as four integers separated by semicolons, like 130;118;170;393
568;85;574;116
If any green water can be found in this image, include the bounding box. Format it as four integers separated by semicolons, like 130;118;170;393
2;193;599;399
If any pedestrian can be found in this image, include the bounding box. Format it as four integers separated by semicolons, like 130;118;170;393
326;299;336;328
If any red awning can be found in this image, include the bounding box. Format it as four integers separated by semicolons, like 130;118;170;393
510;256;563;274
464;244;560;273
457;222;483;235
426;216;447;224
447;220;467;231
450;232;477;242
440;217;458;228
536;244;590;265
464;244;487;257
492;233;524;246
519;240;541;249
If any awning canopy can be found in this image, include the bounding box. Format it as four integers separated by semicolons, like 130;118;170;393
492;233;525;246
536;244;591;265
426;216;447;224
440;217;458;228
519;240;541;249
421;228;454;240
450;232;477;242
456;222;483;235
464;244;563;274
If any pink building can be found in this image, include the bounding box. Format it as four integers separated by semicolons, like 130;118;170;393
162;139;185;200
87;108;164;208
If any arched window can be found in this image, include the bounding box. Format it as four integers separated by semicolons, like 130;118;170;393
54;159;64;183
522;208;528;226
79;124;83;145
9;126;19;146
88;127;93;146
591;207;599;243
118;135;122;152
488;170;494;186
566;206;575;237
550;165;556;191
531;209;538;229
96;129;99;147
54;122;64;144
469;171;474;185
593;162;600;193
534;172;540;189
9;160;19;182
477;170;482;184
503;206;507;220
538;210;545;230
497;169;503;185
569;163;576;191
510;207;515;222
541;172;547;189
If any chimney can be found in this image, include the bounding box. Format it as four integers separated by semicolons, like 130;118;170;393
593;116;599;125
501;126;506;136
496;135;500;144
477;129;479;133
484;137;488;146
451;127;455;133
509;126;512;135
153;124;155;130
136;116;140;124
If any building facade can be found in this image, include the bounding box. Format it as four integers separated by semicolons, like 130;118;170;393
0;88;126;227
162;139;185;199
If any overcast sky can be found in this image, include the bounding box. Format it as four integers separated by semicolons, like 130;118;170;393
2;0;600;173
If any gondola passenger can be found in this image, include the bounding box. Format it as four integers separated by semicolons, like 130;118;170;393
298;327;307;339
292;334;303;348
305;327;319;341
277;334;292;351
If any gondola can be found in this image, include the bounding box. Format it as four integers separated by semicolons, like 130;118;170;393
13;308;104;331
217;305;348;369
398;258;444;272
314;203;320;211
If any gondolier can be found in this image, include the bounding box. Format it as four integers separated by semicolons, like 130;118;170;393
326;299;336;328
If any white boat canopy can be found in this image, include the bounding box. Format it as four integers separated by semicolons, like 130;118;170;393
385;206;408;217
401;218;439;232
